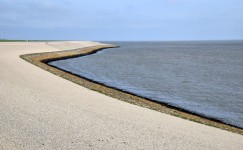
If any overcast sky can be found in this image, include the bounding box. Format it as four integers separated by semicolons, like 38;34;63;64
1;0;243;41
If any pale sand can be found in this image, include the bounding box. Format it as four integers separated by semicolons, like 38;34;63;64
0;41;242;150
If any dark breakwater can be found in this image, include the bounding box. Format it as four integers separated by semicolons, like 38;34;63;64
49;41;243;128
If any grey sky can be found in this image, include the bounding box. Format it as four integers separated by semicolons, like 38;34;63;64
1;0;243;41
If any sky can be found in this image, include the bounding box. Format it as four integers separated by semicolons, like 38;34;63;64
0;0;243;41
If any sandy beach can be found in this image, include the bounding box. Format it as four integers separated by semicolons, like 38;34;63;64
0;41;243;149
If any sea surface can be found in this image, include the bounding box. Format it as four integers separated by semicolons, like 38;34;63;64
49;41;243;128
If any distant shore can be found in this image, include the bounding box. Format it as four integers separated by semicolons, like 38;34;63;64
20;43;243;135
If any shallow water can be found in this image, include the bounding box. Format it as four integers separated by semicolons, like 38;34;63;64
49;41;243;128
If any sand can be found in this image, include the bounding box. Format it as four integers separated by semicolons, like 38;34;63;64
0;41;243;150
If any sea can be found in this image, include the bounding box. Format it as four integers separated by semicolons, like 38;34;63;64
49;40;243;128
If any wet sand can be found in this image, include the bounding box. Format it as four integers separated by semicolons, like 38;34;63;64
0;41;243;149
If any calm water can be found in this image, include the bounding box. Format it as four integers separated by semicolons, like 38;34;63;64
49;41;243;128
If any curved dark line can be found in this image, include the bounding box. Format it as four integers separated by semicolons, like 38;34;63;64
20;44;243;134
47;47;242;130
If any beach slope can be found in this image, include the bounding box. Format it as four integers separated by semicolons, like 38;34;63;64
0;41;242;149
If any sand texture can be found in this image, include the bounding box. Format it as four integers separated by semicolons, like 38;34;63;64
0;41;243;150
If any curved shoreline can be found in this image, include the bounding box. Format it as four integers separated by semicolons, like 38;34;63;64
20;44;243;135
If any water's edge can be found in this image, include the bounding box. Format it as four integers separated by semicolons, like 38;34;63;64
20;44;243;135
49;62;241;128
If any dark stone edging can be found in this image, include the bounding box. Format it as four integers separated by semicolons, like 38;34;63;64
20;44;243;135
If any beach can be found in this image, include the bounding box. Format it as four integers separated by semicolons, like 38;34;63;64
0;41;243;149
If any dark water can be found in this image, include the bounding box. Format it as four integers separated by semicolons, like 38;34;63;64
49;41;243;128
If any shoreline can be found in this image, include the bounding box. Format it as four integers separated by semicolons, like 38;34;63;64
20;44;243;135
